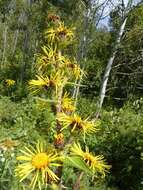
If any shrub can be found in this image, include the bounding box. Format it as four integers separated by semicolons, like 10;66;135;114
78;98;143;190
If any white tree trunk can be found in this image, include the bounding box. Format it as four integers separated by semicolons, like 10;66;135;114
1;24;8;68
12;29;19;56
99;17;127;108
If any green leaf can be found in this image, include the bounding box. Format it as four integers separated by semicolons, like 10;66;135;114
64;156;92;175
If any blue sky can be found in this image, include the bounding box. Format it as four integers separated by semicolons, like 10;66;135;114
98;0;141;27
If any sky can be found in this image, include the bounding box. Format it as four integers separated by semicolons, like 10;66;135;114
98;0;142;27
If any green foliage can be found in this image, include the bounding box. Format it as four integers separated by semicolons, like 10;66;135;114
108;4;143;103
0;150;18;190
100;107;143;190
0;1;143;189
81;29;112;96
64;156;93;175
0;96;57;189
1;96;143;189
0;0;59;98
0;96;56;142
78;98;143;190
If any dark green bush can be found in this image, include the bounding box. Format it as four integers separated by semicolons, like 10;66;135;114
78;98;143;190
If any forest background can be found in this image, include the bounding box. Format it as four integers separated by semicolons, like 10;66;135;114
0;0;143;189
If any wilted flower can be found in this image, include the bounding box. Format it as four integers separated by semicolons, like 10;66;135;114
54;133;64;147
0;138;18;151
47;13;60;23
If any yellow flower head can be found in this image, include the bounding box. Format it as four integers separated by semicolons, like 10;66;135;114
28;72;66;94
60;57;83;79
36;46;69;72
68;63;83;79
15;142;61;190
61;92;75;113
57;113;99;137
45;22;74;43
56;22;74;41
54;133;64;146
71;143;111;177
28;75;49;94
5;79;15;87
36;46;57;71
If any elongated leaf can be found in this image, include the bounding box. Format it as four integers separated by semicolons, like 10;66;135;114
64;156;92;175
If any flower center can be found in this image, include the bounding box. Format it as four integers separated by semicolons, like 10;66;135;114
58;30;67;37
32;153;49;169
49;80;55;87
72;120;83;129
84;153;94;165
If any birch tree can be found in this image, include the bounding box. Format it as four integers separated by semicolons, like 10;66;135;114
99;0;143;109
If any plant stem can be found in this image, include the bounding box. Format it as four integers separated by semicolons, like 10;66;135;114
73;172;84;190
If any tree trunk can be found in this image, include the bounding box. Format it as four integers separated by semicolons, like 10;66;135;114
12;29;19;57
1;24;8;69
98;0;143;109
99;17;127;109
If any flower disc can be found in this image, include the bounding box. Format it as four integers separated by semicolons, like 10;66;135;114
32;153;49;169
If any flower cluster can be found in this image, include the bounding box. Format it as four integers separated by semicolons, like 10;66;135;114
15;13;110;189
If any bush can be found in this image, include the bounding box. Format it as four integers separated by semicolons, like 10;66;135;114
0;96;56;189
78;98;143;190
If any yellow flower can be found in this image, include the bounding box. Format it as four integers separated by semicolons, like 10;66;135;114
36;46;67;72
36;46;82;79
36;46;57;71
28;72;66;94
45;22;74;43
68;63;83;79
57;113;99;137
28;75;49;94
59;57;83;79
54;133;64;147
61;92;75;112
71;143;111;177
15;142;61;190
57;22;74;40
5;79;15;87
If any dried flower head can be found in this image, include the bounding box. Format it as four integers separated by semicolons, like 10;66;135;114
47;13;60;22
